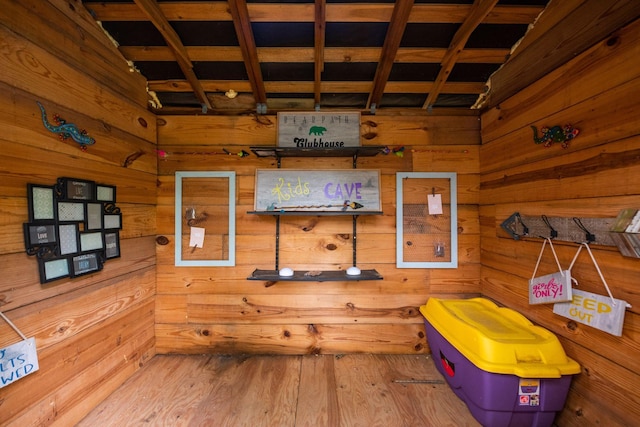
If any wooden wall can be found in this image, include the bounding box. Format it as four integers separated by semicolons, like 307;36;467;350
156;112;481;354
479;17;640;427
0;1;156;425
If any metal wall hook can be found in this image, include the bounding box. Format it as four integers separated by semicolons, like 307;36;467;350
500;212;529;240
573;217;596;243
541;215;558;239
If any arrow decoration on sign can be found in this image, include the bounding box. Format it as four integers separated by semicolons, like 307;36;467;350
267;200;364;212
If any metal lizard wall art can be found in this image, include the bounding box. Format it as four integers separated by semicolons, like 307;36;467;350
36;101;95;150
531;124;579;149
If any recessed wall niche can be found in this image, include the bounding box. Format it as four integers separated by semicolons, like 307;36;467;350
24;177;122;284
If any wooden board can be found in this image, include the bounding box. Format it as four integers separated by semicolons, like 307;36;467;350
78;354;481;427
253;169;381;213
277;111;361;147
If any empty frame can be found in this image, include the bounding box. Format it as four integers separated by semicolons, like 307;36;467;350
396;172;458;268
175;171;236;267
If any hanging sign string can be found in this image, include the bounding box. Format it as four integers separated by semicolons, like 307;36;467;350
531;238;566;280
568;243;631;308
0;310;28;341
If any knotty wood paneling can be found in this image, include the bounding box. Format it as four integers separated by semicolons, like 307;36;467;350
479;17;640;426
79;354;482;426
157;111;481;355
0;0;148;107
0;1;156;425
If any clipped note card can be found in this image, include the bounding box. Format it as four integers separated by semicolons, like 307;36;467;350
189;226;205;248
428;194;443;215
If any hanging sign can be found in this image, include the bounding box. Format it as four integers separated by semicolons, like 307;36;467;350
1;312;40;388
529;238;573;304
277;112;361;148
553;289;627;336
529;270;573;304
0;337;39;388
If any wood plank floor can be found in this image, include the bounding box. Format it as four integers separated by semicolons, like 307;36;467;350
78;354;481;427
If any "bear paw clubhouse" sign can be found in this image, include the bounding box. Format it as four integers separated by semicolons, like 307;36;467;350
277;112;361;148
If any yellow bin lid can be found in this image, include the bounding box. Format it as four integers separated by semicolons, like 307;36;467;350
420;297;580;378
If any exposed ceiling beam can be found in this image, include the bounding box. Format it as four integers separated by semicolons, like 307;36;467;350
423;0;499;110
367;0;415;110
132;0;212;111
228;0;267;106
119;46;510;64
85;2;542;24
314;0;326;107
148;80;486;94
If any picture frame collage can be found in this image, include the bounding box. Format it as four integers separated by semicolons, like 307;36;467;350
24;177;122;284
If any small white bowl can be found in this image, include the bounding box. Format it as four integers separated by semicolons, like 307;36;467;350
346;266;361;276
279;267;294;277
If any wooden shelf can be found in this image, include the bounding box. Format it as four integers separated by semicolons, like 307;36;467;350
250;146;386;167
247;211;383;216
247;146;384;282
247;269;383;282
250;146;386;158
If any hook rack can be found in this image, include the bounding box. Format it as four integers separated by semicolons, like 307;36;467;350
500;213;616;246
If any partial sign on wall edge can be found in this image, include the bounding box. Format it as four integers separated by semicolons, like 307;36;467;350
0;337;39;388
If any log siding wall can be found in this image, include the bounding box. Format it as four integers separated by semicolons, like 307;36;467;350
0;1;157;425
1;1;638;426
156;113;482;355
479;17;640;427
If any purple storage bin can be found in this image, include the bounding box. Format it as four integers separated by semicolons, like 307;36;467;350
426;321;573;427
420;298;580;427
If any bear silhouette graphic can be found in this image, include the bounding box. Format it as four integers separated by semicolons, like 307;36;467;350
309;126;327;135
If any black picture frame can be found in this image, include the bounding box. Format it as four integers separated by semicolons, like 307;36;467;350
23;222;57;249
25;176;121;284
58;223;80;256
70;252;103;277
57;201;86;222
104;231;120;259
27;184;56;222
80;231;104;252
103;213;122;230
85;202;103;230
38;257;71;283
96;184;116;202
57;177;96;201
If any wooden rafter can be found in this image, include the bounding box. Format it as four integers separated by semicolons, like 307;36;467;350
314;0;326;107
119;46;510;64
132;0;212;111
367;0;415;110
422;0;499;110
479;0;640;109
148;80;486;94
85;3;542;24
228;0;267;106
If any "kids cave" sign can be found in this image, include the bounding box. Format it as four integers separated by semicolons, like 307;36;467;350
277;112;361;148
253;169;381;213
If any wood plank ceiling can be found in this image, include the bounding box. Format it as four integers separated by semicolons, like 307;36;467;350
80;0;636;115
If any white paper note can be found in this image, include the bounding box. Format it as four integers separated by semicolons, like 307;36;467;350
189;226;205;248
428;194;443;215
